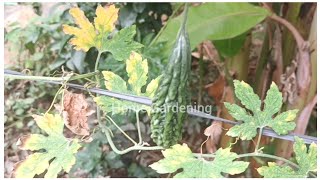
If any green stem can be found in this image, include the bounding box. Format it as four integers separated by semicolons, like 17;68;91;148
194;152;316;177
94;52;102;86
255;127;264;152
4;71;99;82
198;43;204;105
106;115;137;145
194;152;298;168
100;121;163;155
44;74;72;115
136;111;143;145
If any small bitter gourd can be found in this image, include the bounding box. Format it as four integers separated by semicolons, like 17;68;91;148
150;5;191;148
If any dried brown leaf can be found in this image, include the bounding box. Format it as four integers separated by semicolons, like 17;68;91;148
204;121;222;153
56;90;95;136
280;61;298;104
206;75;225;105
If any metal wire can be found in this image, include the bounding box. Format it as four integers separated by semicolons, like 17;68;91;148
4;69;317;144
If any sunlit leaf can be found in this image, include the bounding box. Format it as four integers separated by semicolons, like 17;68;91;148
13;113;81;178
149;144;249;178
257;137;317;178
225;81;297;140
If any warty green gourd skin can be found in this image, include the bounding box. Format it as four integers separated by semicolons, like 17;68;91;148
150;6;191;148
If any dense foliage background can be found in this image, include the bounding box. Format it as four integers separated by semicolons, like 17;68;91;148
4;2;317;178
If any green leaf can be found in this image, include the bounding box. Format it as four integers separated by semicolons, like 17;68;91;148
225;80;297;140
94;52;160;114
213;32;247;58
103;25;144;61
233;80;261;114
156;3;270;50
264;82;283;117
149;144;249;178
14;114;81;178
257;136;317;178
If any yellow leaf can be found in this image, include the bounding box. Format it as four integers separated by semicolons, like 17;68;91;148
63;4;119;52
63;8;96;51
102;71;127;93
126;52;148;95
146;75;162;98
94;4;119;34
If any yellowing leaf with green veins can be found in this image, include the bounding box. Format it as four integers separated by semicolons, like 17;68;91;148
126;52;148;95
102;71;128;93
94;52;161;114
94;5;118;34
63;5;142;61
257;136;317;178
13;113;81;178
149;144;249;178
224;80;297;140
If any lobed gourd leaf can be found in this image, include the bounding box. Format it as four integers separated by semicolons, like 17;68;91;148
225;80;298;140
63;5;143;61
94;52;161;114
13;113;81;178
103;25;144;61
257;137;317;178
149;143;249;178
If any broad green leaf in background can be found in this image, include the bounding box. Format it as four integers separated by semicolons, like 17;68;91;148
156;3;270;50
213;32;248;58
63;5;143;61
94;52;161;114
224;80;298;140
14;113;81;178
103;25;144;61
149;144;249;178
257;137;317;178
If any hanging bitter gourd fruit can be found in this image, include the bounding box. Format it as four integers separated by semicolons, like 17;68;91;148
150;5;191;148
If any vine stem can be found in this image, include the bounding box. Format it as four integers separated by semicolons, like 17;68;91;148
194;152;298;168
194;152;317;177
45;73;73;114
255;127;264;152
136;111;143;144
105;115;137;145
4;71;99;82
94;52;102;86
100;122;164;154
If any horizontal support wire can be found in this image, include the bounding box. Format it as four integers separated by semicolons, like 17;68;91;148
4;69;317;144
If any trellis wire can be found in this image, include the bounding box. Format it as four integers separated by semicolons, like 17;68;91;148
4;69;317;144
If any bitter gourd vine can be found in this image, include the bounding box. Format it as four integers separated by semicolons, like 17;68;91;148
150;5;191;148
